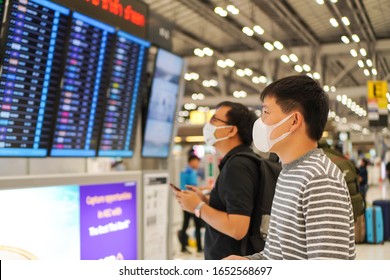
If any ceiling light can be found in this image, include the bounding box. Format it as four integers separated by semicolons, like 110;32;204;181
289;54;298;62
184;73;192;81
306;73;313;78
194;48;204;57
313;72;321;80
324;85;330;92
214;7;228;17
210;80;218;87
363;69;370;76
330;86;336;92
357;60;364;68
190;72;199;80
360;48;367;56
341;35;350;44
252;77;260;84
242;26;254;36
329;18;339;27
366;59;373;67
263;42;274;51
225;59;235;67
330;0;338;3
351;34;360;42
341;17;350;26
294;65;303;72
217;60;227;68
280;55;290;63
303;64;311;72
227;5;239;15
316;0;324;4
203;47;214;56
214;7;223;14
220;10;228;17
244;68;253;76
350;49;358;57
336;95;341;101
202;80;210;87
233;90;247;98
236;69;245;77
253;25;264;35
259;76;267;83
372;68;377;75
273;41;284;50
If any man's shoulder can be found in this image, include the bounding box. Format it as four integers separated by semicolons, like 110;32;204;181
226;150;260;168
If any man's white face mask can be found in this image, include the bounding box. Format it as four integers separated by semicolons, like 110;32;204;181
203;122;232;146
252;114;294;153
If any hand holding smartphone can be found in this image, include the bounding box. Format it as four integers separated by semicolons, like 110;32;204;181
169;183;181;192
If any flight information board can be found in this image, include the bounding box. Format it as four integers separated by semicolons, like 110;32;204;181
0;0;5;23
98;31;150;157
0;0;153;158
50;13;114;157
0;0;69;157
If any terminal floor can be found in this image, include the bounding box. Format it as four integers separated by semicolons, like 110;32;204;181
172;182;390;260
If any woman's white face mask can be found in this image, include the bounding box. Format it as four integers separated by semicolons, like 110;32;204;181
252;114;294;153
203;122;232;146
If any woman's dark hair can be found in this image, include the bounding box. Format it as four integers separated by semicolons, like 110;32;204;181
216;101;257;146
260;75;329;141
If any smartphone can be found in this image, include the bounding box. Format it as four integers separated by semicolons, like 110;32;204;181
169;183;181;192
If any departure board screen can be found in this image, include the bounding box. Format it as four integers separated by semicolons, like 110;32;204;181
50;13;114;157
0;0;69;157
142;49;184;158
0;0;5;23
0;0;151;158
98;31;150;158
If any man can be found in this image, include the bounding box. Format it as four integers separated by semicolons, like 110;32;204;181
226;75;356;260
178;154;203;254
358;158;369;204
175;101;260;259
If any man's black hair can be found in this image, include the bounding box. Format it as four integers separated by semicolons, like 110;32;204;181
260;75;329;141
216;101;257;146
188;154;200;163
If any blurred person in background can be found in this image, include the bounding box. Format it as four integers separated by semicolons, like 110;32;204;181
178;154;203;254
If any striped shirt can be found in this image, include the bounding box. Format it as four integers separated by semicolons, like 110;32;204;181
261;148;356;260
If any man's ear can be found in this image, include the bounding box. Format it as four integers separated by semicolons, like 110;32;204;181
228;125;239;137
290;112;303;132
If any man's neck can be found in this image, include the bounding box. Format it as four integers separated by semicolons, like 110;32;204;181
277;136;318;164
216;139;242;158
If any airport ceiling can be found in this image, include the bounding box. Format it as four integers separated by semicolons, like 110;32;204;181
143;0;390;131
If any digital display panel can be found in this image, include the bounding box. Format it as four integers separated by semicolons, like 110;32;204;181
0;0;5;23
51;0;148;39
98;31;149;158
79;181;138;260
0;180;138;260
0;0;69;157
141;49;184;158
50;13;114;157
0;0;149;158
0;184;80;260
